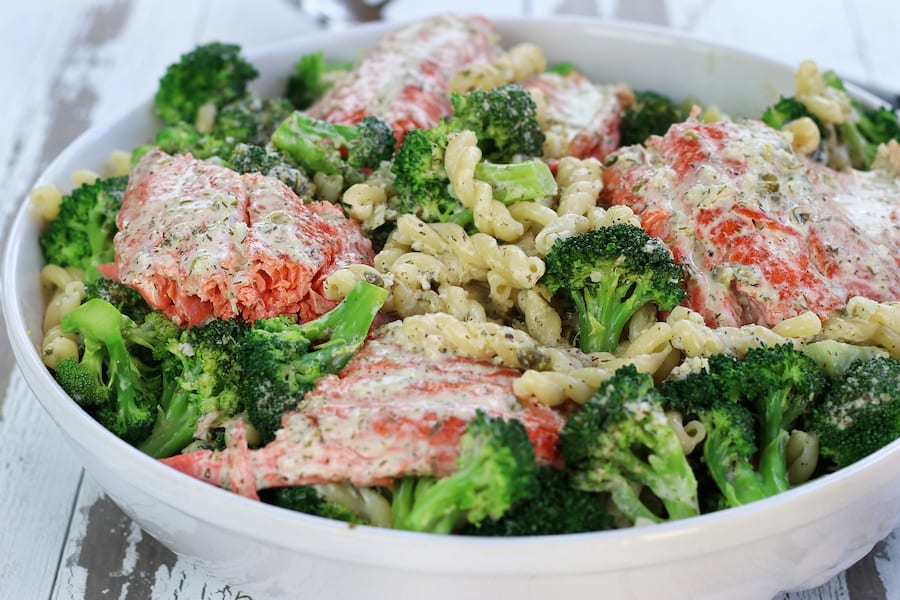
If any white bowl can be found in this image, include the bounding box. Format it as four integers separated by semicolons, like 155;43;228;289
4;16;899;600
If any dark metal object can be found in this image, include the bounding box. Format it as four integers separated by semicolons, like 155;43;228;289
287;0;391;28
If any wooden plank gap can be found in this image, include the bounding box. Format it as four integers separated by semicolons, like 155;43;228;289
47;469;86;599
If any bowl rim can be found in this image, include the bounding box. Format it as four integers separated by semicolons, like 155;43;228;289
3;14;898;577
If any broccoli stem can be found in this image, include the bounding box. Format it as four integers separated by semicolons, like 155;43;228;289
474;160;557;204
757;430;791;495
296;280;388;372
628;423;699;520
575;273;642;354
701;424;768;506
272;113;352;174
64;299;145;423
137;391;199;459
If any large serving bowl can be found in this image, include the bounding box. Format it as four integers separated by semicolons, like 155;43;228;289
4;16;899;600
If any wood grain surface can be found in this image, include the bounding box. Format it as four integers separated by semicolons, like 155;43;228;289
1;1;897;598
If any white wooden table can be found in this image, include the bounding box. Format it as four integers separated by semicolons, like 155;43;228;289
1;1;898;598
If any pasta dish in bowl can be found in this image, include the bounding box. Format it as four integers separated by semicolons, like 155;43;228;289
3;13;899;600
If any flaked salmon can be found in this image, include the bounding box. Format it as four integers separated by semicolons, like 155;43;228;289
305;14;500;144
602;118;900;327
107;149;373;326
524;71;632;161
161;321;565;498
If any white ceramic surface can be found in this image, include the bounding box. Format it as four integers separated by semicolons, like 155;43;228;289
4;17;899;600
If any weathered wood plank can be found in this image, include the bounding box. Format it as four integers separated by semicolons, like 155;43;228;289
51;476;257;600
0;372;84;599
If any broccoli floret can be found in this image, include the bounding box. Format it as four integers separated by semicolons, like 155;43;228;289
696;402;771;507
560;364;700;524
392;410;539;534
212;93;294;147
810;357;900;469
154;94;294;163
228;143;315;198
285;50;352;109
136;318;246;458
271;112;396;179
55;298;164;443
84;277;152;323
619;90;691;146
741;344;827;493
761;97;819;131
39;176;128;280
154;42;258;127
660;356;778;507
447;84;545;162
461;465;611;536
540;223;686;354
389;124;556;227
239;281;387;444
389;125;471;226
153;121;236;160
661;353;744;409
261;486;368;524
124;311;183;360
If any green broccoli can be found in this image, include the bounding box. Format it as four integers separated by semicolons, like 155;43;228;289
560;364;700;524
238;281;388;444
391;410;539;534
389;124;556;228
38;176;128;281
137;318;246;458
461;465;611;536
540;223;686;354
447;84;546;162
810;357;900;469
697;402;772;507
271;112;396;179
661;355;779;507
261;486;368;524
741;344;827;493
84;277;152;323
473;160;558;205
55;298;168;443
285;50;352;109
761;96;819;131
619;90;691;146
822;70;900;169
122;311;183;361
151;121;236;160
154;41;258;127
761;71;900;170
546;62;577;75
212;93;294;147
153;93;294;163
228;143;315;198
389;125;471;226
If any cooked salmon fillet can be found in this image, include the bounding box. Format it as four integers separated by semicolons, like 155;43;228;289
110;149;374;326
524;71;632;161
602;118;900;327
305;14;500;144
161;321;565;498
